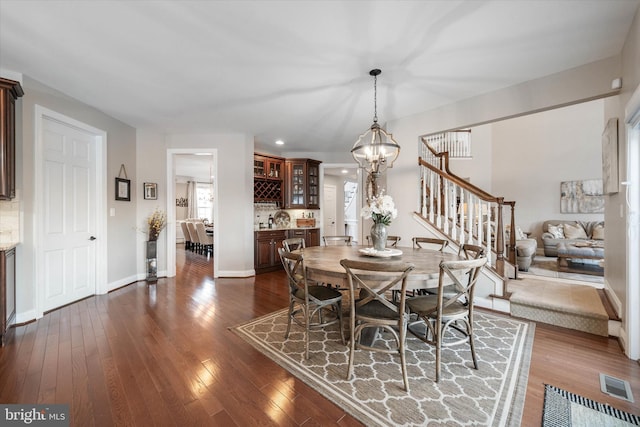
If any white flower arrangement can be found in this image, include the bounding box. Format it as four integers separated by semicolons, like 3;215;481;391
362;193;397;226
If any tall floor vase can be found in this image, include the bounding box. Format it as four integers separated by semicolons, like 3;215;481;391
146;240;157;283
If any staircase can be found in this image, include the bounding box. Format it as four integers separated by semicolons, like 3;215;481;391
417;136;520;313
417;136;620;334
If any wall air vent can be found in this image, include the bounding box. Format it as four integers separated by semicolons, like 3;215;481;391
600;373;634;402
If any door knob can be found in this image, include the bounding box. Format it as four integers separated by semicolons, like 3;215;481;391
89;236;97;241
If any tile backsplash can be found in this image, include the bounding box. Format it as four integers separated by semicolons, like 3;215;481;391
0;198;20;245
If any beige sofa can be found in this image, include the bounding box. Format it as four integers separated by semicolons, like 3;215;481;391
541;220;604;256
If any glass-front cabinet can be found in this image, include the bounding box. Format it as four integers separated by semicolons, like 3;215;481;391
254;154;284;205
254;154;283;179
285;159;321;209
307;160;320;209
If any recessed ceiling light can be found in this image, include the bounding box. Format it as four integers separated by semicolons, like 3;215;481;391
341;169;349;174
275;140;284;145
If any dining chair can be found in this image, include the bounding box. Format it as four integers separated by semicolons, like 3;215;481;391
340;259;415;391
278;248;345;360
323;235;352;246
365;235;401;247
180;222;192;250
406;257;486;382
186;222;200;253
409;237;450;297
459;243;486;260
412;237;449;252
195;222;213;255
282;237;305;252
432;243;486;300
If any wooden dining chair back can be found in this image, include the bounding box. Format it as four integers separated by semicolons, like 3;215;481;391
459;243;486;260
186;222;200;252
340;259;415;391
282;237;305;252
323;235;352;246
412;237;449;252
195;222;213;255
180;222;192;250
406;257;486;382
365;235;401;247
278;248;345;360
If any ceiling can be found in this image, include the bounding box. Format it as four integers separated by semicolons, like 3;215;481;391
1;1;638;156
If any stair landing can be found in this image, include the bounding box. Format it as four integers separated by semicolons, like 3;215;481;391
507;276;612;337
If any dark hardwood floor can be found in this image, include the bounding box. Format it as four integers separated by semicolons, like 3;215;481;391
1;246;638;426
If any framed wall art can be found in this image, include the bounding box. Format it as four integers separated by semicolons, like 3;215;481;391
144;182;157;200
115;177;131;201
602;118;619;194
560;179;605;213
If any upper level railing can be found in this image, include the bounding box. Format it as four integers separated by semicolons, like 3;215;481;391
418;136;517;277
422;129;472;160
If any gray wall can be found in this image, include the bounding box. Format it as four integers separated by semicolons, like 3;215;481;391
17;76;137;320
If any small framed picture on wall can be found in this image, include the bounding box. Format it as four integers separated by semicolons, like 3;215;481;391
115;177;131;201
144;182;157;200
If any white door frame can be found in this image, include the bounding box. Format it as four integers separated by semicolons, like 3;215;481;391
34;105;107;318
624;85;640;360
320;163;361;242
165;149;219;278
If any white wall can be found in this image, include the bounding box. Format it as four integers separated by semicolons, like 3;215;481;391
385;55;621;246
605;6;640;353
165;133;255;276
490;99;605;243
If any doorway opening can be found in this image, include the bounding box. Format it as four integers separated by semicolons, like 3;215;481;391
321;164;361;244
166;149;218;278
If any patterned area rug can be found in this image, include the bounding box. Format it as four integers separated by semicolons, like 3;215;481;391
543;384;640;426
231;309;534;426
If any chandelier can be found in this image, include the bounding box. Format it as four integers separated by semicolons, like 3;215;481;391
351;69;401;177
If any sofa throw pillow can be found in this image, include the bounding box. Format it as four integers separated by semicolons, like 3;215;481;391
592;223;605;240
547;224;565;239
564;222;588;239
515;226;527;240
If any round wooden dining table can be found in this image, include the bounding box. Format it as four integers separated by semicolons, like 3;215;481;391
295;245;462;290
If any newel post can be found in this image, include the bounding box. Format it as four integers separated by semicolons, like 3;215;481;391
495;198;505;277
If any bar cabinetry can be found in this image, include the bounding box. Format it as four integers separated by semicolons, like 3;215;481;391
287;228;320;247
284;159;321;209
0;246;16;346
0;78;24;200
254;230;287;273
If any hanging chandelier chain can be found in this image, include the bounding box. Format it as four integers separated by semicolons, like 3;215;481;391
373;73;378;123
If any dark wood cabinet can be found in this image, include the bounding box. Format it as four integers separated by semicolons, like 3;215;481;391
287;228;320;247
254;230;286;273
0;247;16;346
254;154;285;205
284;159;321;209
0;78;24;200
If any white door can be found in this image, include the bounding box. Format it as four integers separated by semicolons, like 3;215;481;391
41;118;97;312
323;184;337;235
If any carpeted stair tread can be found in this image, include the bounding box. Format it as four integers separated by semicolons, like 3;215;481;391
508;277;609;336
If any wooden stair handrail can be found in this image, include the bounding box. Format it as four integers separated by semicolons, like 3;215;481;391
419;138;519;275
